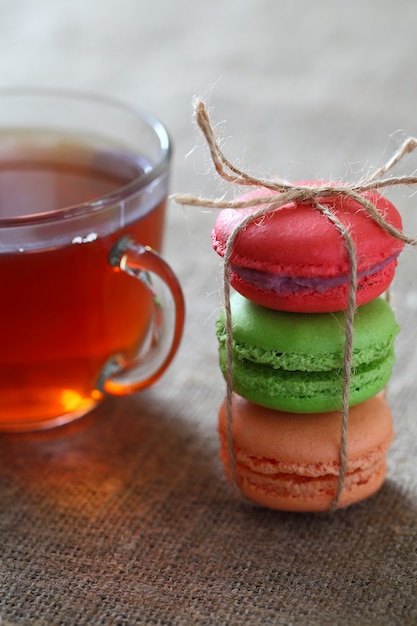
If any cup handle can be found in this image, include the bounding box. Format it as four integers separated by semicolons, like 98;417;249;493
99;235;185;395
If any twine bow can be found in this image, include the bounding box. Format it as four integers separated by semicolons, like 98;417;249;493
173;98;417;511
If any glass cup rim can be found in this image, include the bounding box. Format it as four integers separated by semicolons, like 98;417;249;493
0;86;172;228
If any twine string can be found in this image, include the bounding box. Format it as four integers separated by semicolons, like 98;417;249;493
173;99;417;509
314;200;357;512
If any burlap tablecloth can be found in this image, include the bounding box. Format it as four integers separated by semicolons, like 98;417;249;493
0;1;416;624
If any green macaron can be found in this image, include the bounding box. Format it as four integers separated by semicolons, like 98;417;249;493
216;292;399;413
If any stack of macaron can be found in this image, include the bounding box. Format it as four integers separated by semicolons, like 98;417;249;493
212;183;404;512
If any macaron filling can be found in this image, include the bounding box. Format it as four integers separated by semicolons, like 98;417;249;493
231;252;400;295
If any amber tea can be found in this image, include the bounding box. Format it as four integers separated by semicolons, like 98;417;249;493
0;132;167;430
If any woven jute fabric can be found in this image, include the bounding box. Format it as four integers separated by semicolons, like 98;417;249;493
0;0;417;624
0;386;416;626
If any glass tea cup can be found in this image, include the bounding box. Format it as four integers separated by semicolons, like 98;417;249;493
0;88;185;432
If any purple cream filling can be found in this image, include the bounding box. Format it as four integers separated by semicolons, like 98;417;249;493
232;253;399;294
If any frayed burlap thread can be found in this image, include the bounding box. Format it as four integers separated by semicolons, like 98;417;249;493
173;98;417;511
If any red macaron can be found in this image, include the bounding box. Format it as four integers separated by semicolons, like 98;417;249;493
212;183;404;312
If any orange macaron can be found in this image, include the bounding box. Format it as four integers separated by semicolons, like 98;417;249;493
218;393;394;512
